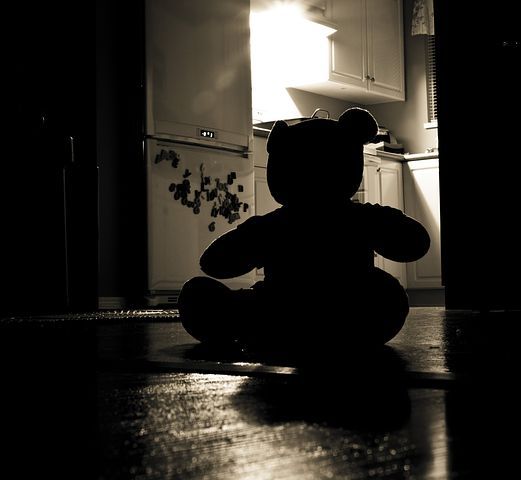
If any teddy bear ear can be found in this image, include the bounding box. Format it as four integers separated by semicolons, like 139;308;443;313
339;107;378;144
267;120;289;153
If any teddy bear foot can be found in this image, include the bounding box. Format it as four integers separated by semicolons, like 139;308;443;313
179;276;254;345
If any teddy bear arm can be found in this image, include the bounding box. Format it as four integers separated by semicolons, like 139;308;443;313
371;208;430;262
200;219;264;279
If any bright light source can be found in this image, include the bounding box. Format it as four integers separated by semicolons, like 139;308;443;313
250;3;336;117
251;4;337;39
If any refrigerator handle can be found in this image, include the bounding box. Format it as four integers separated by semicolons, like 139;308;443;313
68;136;75;164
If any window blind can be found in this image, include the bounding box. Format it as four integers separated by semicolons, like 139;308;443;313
426;35;437;123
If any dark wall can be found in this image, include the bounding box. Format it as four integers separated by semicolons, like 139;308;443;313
2;1;97;314
436;2;521;309
1;0;147;314
96;0;147;304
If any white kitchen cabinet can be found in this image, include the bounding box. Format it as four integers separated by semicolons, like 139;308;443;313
364;0;405;101
361;155;407;286
362;155;381;204
253;135;269;168
254;165;281;217
403;158;442;288
294;0;405;104
253;135;281;280
377;159;406;286
253;135;281;218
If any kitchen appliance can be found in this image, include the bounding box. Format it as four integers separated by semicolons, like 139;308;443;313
144;0;254;305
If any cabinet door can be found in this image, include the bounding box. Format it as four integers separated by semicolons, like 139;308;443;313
362;161;382;269
254;166;281;279
253;136;268;168
379;161;404;210
254;167;280;217
296;0;404;103
404;159;442;288
363;162;381;204
378;161;407;286
364;158;406;284
329;0;367;90
366;0;405;99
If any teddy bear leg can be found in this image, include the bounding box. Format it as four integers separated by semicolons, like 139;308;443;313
178;276;257;345
362;268;409;345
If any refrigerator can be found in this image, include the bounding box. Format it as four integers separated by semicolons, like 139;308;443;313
144;0;254;305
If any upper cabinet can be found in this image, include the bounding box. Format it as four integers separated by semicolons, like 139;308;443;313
293;0;405;104
365;0;405;101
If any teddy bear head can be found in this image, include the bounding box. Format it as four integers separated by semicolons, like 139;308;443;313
266;107;378;206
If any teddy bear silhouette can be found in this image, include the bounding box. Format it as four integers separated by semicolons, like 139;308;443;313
179;108;430;354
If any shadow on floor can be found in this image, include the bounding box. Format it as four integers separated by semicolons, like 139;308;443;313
182;342;412;430
228;345;412;431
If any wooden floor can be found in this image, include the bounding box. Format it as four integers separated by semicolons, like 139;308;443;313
1;307;520;479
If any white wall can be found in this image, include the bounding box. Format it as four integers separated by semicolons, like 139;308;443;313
286;87;359;120
253;84;357;122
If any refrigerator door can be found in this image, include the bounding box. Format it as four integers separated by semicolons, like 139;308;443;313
145;0;252;150
147;139;255;295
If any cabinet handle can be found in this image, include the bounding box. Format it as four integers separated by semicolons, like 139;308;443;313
365;75;371;80
371;77;375;82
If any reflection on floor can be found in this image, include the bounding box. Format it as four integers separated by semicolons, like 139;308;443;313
1;307;520;478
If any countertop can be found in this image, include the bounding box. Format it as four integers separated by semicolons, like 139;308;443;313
253;118;310;138
403;151;439;161
254;124;439;164
253;125;270;138
364;150;439;163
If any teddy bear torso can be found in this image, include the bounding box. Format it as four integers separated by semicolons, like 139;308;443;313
246;203;377;294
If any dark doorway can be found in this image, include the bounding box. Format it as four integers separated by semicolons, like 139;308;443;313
436;1;521;310
2;1;97;315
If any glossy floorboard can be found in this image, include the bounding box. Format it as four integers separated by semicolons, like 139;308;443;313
1;307;520;478
98;373;443;479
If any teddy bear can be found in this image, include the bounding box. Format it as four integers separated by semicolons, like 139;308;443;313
179;107;430;354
